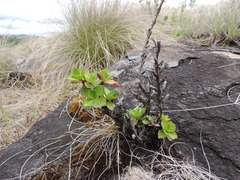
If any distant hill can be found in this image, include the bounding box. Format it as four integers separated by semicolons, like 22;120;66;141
0;34;39;46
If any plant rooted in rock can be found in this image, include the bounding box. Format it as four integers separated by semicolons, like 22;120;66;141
158;114;178;141
126;107;177;141
67;68;119;110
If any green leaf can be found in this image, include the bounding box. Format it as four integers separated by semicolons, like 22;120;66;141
167;132;178;140
129;107;146;119
91;80;102;85
103;87;110;95
99;69;108;79
162;120;176;133
142;119;150;125
106;101;115;111
87;90;99;99
158;130;167;139
80;86;90;97
161;118;169;130
136;107;146;117
89;72;98;83
93;86;104;96
161;114;171;121
134;119;138;125
129;109;138;119
99;69;115;81
69;68;87;81
92;98;106;107
84;73;91;82
83;99;94;108
72;68;81;76
149;116;156;123
166;122;176;132
105;90;118;100
99;69;109;76
66;76;80;81
85;82;95;88
84;72;98;83
107;74;115;80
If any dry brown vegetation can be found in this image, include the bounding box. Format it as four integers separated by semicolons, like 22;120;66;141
0;0;164;149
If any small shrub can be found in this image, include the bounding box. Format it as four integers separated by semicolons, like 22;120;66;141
67;68;119;110
126;107;178;141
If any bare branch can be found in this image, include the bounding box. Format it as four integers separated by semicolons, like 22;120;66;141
141;0;165;68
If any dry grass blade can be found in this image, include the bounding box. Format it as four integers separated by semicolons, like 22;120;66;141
0;0;155;149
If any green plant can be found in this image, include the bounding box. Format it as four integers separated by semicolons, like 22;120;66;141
127;107;177;141
158;114;178;141
127;107;148;128
165;0;240;46
171;11;194;38
67;68;119;110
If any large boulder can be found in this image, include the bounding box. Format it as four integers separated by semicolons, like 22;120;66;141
109;44;240;179
0;44;239;179
163;52;240;180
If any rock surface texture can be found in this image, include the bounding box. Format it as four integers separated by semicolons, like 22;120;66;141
0;44;239;179
109;45;240;180
0;101;81;179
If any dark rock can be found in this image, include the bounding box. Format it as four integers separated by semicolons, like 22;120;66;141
109;45;240;179
1;44;240;179
163;52;240;180
0;100;82;179
1;71;34;88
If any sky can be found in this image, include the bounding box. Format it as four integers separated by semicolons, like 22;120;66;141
0;0;64;36
0;0;220;36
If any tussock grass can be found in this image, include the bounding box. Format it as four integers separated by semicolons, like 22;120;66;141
201;0;240;46
59;0;146;71
161;0;240;46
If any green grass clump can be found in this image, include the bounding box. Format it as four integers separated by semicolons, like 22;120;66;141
170;10;196;38
163;0;240;46
60;0;139;70
205;0;240;45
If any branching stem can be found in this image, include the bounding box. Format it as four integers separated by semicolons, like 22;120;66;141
141;0;165;68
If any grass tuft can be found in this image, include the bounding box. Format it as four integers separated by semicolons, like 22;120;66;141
60;0;140;70
161;0;240;46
